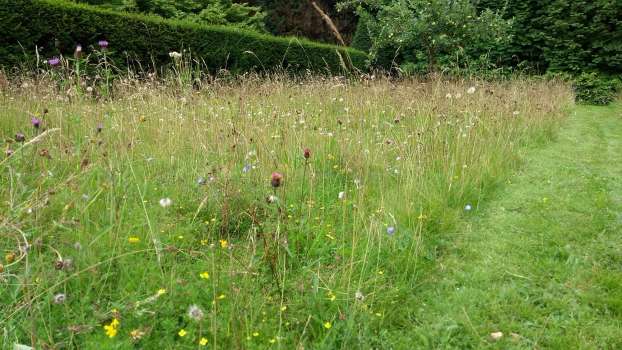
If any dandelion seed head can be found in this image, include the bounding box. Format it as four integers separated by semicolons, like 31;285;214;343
159;198;172;208
187;304;204;321
53;293;66;304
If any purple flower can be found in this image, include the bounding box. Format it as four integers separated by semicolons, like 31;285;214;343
48;57;60;66
15;132;25;142
5;149;14;157
98;40;109;49
386;226;396;236
242;163;251;173
31;117;41;129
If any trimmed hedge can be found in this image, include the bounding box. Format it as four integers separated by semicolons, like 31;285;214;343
0;0;367;74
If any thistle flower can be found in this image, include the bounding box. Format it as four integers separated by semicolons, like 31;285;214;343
386;226;396;236
303;147;311;159
31;117;41;129
271;172;283;188
48;57;60;66
159;198;172;208
53;293;66;304
98;40;109;49
187;304;204;321
15;132;25;142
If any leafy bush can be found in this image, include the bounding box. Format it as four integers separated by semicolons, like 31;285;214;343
0;0;366;74
340;0;512;73
573;72;621;105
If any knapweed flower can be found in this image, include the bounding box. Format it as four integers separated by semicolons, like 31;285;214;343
199;337;208;346
467;86;476;94
178;329;187;337
15;132;25;142
187;304;205;321
271;172;283;188
159;198;172;208
303;147;311;159
103;318;120;338
386;226;396;236
48;57;60;66
53;293;66;304
5;149;14;158
31;117;41;129
199;271;209;279
464;204;472;211
98;40;109;49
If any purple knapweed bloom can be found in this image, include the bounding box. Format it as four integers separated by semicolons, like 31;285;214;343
31;117;41;129
48;57;60;66
15;132;25;142
98;40;109;49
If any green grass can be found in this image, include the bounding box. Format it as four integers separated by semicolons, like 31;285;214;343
409;102;622;348
0;77;583;349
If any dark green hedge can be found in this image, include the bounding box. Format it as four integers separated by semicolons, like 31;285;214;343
0;0;367;74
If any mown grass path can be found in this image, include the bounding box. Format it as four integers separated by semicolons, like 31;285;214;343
412;103;622;349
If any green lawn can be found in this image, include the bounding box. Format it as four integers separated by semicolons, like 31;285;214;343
408;103;622;349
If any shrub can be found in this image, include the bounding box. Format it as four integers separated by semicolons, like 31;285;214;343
0;0;367;74
573;72;621;105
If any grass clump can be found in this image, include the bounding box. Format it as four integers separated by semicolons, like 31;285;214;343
0;74;572;348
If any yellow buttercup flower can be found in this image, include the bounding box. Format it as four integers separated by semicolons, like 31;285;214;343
128;236;140;243
157;288;166;296
219;239;228;249
103;318;120;338
323;321;332;329
199;337;208;346
178;329;187;337
200;272;209;279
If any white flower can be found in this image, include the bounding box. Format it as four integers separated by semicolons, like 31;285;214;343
490;332;503;341
513;111;520;116
86;86;93;93
445;93;453;99
467;86;476;94
159;198;172;208
53;293;66;304
168;51;182;59
338;191;346;200
355;290;365;301
187;304;204;321
464;204;472;211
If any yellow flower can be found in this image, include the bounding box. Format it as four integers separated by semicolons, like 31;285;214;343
199;337;208;346
200;271;210;280
139;115;146;122
252;332;260;337
128;236;140;243
219;239;228;249
269;338;276;344
157;288;166;296
103;318;120;338
200;239;208;246
280;306;287;312
217;294;226;300
327;292;336;302
178;329;187;337
323;322;332;329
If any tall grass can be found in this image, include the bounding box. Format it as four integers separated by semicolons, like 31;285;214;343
0;73;572;349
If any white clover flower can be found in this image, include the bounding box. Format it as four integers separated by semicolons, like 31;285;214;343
464;204;472;211
187;304;204;321
159;198;172;208
338;191;346;200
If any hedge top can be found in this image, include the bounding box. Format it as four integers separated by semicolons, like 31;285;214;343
0;0;367;73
